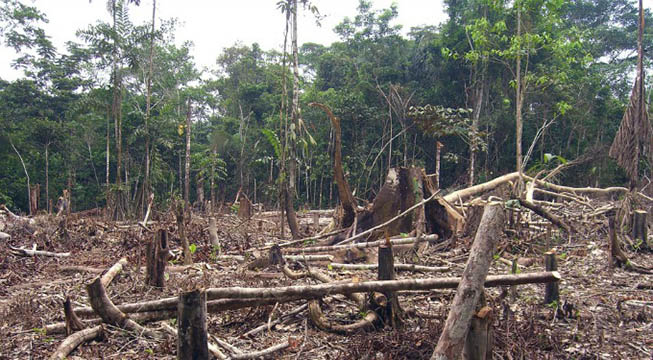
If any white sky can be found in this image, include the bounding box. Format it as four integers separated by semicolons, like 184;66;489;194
0;0;447;80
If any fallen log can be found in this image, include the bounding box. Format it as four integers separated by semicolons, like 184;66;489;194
49;325;104;360
327;262;449;273
431;203;504;360
205;272;560;300
86;277;163;339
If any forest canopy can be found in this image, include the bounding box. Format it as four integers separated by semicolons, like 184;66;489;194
0;0;651;214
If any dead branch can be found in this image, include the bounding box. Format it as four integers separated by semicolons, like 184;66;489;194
10;246;70;257
244;304;308;337
230;340;293;360
518;198;575;234
100;257;127;288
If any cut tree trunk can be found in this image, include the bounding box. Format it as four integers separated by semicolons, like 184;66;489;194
431;203;505;360
378;240;402;327
544;251;559;304
209;217;220;251
177;289;208;360
146;230;169;287
632;209;648;250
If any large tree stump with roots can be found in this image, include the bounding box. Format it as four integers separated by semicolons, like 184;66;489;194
146;229;170;287
328;167;463;245
177;289;208;360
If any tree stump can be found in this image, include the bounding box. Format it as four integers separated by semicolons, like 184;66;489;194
544;251;559;304
238;195;252;220
378;238;402;327
463;292;493;360
177;289;208;360
632;210;648;250
146;229;169;287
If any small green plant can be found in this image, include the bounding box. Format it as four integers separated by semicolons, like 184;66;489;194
33;328;46;335
230;204;240;213
400;232;409;238
546;300;559;308
358;311;368;318
327;264;333;271
558;252;567;260
189;243;197;254
145;348;154;355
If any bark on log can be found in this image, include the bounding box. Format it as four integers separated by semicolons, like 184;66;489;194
177;289;208;360
146;229;169;287
431;203;505;360
86;277;163;339
50;325;103;360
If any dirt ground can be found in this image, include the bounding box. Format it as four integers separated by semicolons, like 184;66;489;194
1;199;652;359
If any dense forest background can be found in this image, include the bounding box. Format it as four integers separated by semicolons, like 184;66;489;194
0;0;651;216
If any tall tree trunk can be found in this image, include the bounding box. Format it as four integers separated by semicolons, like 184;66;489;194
45;142;49;214
515;0;523;192
210;146;216;213
289;0;300;196
143;0;156;216
112;3;122;189
184;98;192;211
10;141;30;214
106;107;110;188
